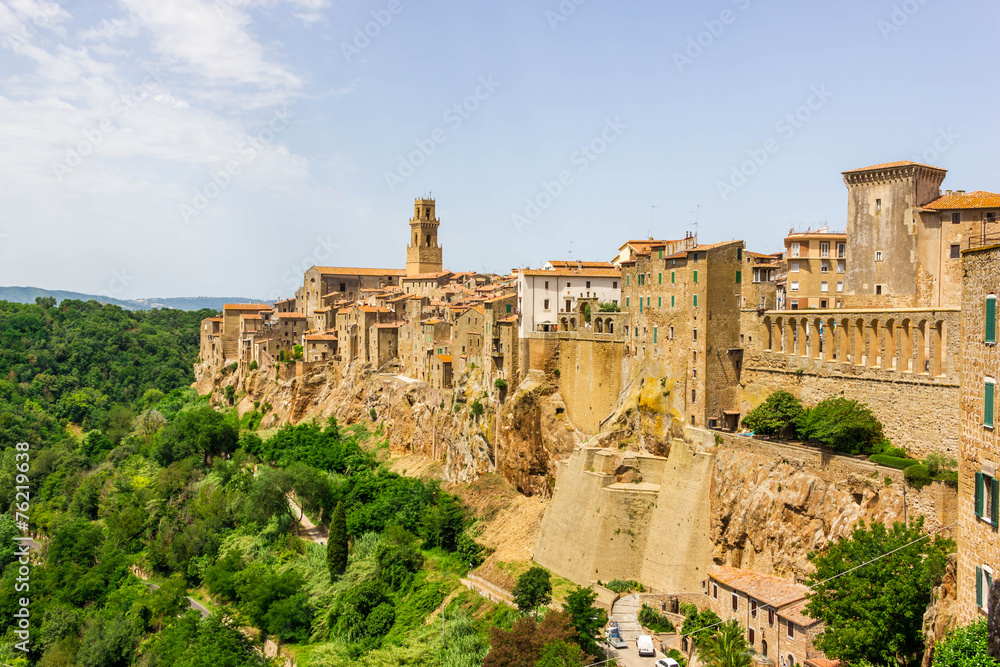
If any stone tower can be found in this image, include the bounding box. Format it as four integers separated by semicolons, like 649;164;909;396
405;197;443;276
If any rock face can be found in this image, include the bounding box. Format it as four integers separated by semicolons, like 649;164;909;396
195;360;582;493
922;554;959;667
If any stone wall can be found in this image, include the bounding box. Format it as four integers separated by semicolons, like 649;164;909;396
556;336;624;434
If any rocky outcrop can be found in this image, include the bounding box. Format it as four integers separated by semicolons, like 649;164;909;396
921;553;959;667
195;360;583;493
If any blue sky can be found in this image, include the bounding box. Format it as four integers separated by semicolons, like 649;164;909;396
0;0;997;300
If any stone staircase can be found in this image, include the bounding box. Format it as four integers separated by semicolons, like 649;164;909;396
611;594;643;641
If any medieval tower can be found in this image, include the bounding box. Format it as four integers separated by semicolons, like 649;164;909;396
406;197;444;276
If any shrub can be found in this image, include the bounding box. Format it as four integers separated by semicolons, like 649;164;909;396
470;400;485;417
869;454;921;470
494;378;508;392
638;604;675;633
598;301;620;312
605;579;644;594
248;360;259;371
925;452;958;477
368;408;377;421
796;396;885;454
931;618;995;667
740;390;803;436
904;464;931;490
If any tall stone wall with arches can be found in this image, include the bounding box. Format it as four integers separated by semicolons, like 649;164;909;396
738;308;960;458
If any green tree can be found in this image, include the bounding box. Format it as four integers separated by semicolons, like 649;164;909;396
681;607;723;656
696;619;752;667
806;518;954;665
512;566;552;616
796;396;886;454
932;619;999;667
535;639;584;667
327;501;348;580
740;390;803;436
561;586;607;658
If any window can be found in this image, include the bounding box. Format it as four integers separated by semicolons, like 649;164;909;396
986;380;995;428
647;296;651;308
659;249;663;259
736;270;742;284
712;583;718;599
837;243;846;258
876;198;882;210
653;327;658;343
693;270;698;283
692;389;696;402
976;471;998;524
821;261;829;273
820;242;829;257
837;281;844;292
339;282;346;292
639;274;644;286
639;299;643;313
762;640;767;657
586;281;591;289
693;329;698;341
987;295;997;343
953;212;961;224
748;627;755;645
613;281;618;289
692;252;699;262
658;297;662;307
750;599;757;618
790;300;798;310
626;297;630;308
669;326;674;339
978;565;994;611
544;281;549;289
626;275;630;286
820;299;828;308
875;284;882;295
658;273;662;284
790;242;800;258
671;271;675;283
838;260;845;273
737;247;743;260
791;261;800;273
731;593;739;611
506;304;512;314
693;294;698;308
950;244;961;259
787;621;795;639
990;212;997;223
821;281;829;292
790;281;799;292
671;296;675;307
566;282;571;288
876;250;883;262
543;299;550;310
768;609;775;626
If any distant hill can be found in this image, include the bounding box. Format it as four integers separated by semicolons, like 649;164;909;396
0;286;268;312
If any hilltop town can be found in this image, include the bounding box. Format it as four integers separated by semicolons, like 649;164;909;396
197;159;1000;664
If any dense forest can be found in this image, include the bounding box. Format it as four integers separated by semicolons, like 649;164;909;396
0;299;606;667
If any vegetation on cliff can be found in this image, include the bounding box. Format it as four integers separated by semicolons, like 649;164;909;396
930;619;999;667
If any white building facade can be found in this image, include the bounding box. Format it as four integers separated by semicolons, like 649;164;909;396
517;264;621;337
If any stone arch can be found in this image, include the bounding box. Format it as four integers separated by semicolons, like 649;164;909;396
916;319;928;374
933;319;945;376
569;317;577;331
595;318;604;333
775;317;784;353
560;317;569;331
883;318;897;370
788;317;799;356
811;317;823;358
838;318;851;363
606;318;614;334
853;317;866;365
763;316;773;351
869;318;881;368
900;318;913;372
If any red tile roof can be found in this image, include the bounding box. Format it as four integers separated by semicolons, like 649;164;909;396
224;303;271;311
313;266;406;276
403;270;452;280
547;260;615;269
842;160;944;174
374;322;401;329
275;312;307;319
521;268;620;278
923;190;1000;210
710;566;817;625
305;333;337;341
435;354;452;363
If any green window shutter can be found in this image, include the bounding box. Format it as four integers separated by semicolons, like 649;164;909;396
978;566;984;608
977;472;984;516
658;297;662;308
992;479;999;526
694;270;698;283
627;275;630;286
736;270;742;284
671;296;675;307
671;272;675;284
988;297;997;343
986;382;995;427
654;327;658;343
639;299;643;313
647;297;650;307
694;295;698;308
659;273;662;284
659;250;663;259
626;297;630;308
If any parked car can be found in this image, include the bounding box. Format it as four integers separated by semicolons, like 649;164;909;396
655;659;680;667
637;635;656;657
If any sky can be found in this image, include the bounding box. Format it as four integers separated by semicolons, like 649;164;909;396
0;0;998;301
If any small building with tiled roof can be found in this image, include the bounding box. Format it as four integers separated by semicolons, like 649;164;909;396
517;262;622;338
298;265;406;328
706;565;827;666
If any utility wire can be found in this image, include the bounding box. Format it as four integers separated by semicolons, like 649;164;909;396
676;520;958;640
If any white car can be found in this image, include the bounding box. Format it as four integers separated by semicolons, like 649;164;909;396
655;659;680;667
637;635;656;657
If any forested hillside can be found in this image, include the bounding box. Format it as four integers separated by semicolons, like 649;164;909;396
0;299;603;667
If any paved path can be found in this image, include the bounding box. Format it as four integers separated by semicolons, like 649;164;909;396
143;582;211;619
287;495;328;545
611;594;644;641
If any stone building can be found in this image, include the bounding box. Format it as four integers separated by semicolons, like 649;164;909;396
453;306;485;374
705;566;825;667
611;235;697;266
406;197;444;276
219;303;271;362
303;333;337;362
335;305;394;365
741;251;783;312
841;160;1000;309
784;231;846;310
199;316;223;366
957;240;1000;623
517;265;621;337
621;240;745;430
402;270;453;297
298;266;404;327
429;353;453;389
369;323;400;371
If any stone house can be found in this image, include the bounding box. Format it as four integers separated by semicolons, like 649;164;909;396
429;353;453;389
517;265;621;337
199;316;223;366
369;323;400;371
496;316;519;384
453;306;485;374
298;266;404;327
784;231;846;310
611;235;697;266
303;333;337;362
957;240;1000;622
402;270;453;298
706;566;825;667
220;303;271;362
621;240;744;430
335;305;394;365
741;251;783;312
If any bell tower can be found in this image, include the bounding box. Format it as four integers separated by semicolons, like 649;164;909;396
405;197;443;276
